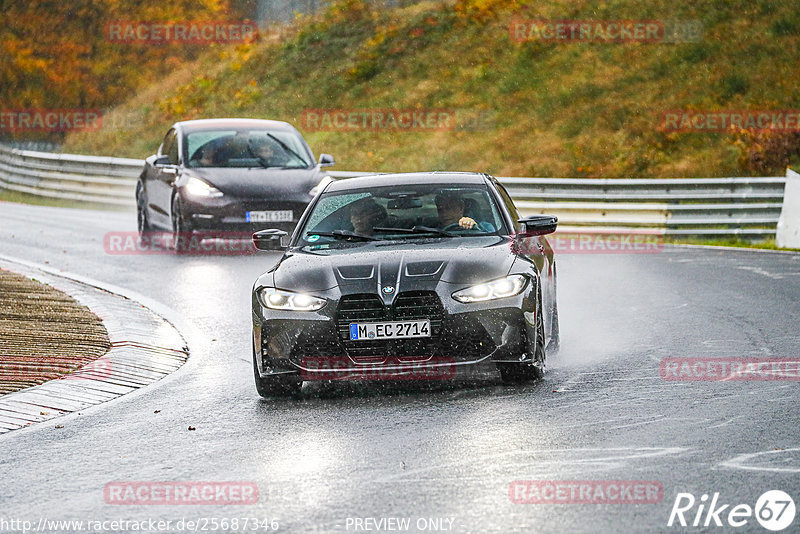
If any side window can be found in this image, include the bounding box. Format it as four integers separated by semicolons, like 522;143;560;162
159;130;172;156
496;182;522;233
161;129;179;164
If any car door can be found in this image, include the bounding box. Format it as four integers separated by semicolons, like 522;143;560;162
150;128;180;228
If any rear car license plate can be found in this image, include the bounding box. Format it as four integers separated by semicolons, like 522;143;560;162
246;210;293;223
349;320;431;341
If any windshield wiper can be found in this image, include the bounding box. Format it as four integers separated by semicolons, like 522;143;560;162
373;226;457;237
308;230;377;242
244;140;272;169
267;133;309;167
249;164;308;170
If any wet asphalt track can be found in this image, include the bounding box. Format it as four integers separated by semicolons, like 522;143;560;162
0;201;799;533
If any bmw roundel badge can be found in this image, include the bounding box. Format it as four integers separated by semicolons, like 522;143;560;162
382;286;394;294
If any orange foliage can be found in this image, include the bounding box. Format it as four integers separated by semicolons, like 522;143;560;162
0;0;247;139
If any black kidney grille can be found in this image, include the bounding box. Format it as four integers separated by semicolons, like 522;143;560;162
282;292;496;365
337;294;385;322
393;292;443;321
335;291;445;360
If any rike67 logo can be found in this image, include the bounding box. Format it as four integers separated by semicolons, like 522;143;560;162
668;490;796;531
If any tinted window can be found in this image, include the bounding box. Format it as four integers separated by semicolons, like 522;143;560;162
496;182;522;233
184;129;313;169
161;129;179;165
298;183;507;247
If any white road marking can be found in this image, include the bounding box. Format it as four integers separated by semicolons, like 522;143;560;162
707;415;746;429
378;447;689;482
734;265;785;279
720;448;800;473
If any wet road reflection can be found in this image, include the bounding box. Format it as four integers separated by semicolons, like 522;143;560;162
0;204;799;532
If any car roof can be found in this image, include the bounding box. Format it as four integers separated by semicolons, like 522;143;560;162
324;172;491;192
175;118;297;133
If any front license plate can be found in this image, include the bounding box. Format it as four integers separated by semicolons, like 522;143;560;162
349;320;431;341
246;210;293;223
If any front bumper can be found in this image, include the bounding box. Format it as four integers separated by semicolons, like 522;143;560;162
252;285;539;381
181;194;310;235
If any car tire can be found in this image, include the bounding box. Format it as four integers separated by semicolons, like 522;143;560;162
530;301;546;380
136;182;153;241
170;194;192;252
252;343;302;398
499;288;546;384
546;262;560;353
547;299;560;354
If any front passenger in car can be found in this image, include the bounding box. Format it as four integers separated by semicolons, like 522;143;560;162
349;198;387;236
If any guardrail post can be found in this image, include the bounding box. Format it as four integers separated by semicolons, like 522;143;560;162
777;168;800;248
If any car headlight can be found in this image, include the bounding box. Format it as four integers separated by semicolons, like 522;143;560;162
309;175;334;196
258;288;326;311
452;274;527;303
184;177;223;198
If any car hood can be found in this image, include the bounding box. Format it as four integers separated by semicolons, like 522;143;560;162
184;167;323;198
265;237;515;294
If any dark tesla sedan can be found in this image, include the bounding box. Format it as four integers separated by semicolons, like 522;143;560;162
136;118;335;244
250;172;559;397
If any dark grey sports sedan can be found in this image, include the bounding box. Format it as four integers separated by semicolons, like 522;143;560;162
136;118;335;246
250;172;559;397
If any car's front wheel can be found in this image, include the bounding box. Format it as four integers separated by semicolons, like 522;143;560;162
498;292;546;384
546;262;560;353
170;194;193;251
136;182;153;241
252;343;302;398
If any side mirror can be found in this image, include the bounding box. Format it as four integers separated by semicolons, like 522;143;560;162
154;155;172;166
253;229;288;251
318;154;335;167
518;215;558;236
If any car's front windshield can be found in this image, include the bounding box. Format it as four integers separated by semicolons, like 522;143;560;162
296;184;506;248
185;129;313;169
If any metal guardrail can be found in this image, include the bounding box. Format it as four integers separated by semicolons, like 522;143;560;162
499;176;787;237
0;144;786;238
0;144;140;207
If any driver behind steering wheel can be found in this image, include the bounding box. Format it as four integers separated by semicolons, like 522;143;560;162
434;191;494;231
